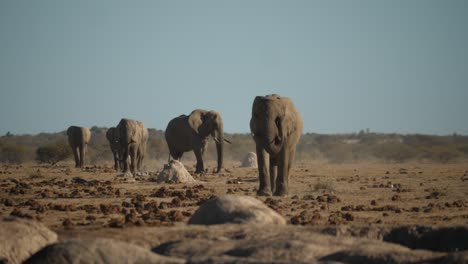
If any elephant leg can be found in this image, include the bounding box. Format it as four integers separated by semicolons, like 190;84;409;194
137;154;142;172
274;146;294;197
137;148;144;172
256;145;272;196
269;157;278;193
122;148;129;173
193;148;204;173
169;147;182;161
79;145;85;168
129;145;137;174
113;152;119;170
72;146;80;168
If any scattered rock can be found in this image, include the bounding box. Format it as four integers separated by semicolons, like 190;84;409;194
391;195;402;201
189;195;286;225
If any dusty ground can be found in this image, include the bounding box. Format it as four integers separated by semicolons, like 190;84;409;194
1;159;467;234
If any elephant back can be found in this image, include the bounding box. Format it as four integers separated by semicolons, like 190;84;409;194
117;118;146;144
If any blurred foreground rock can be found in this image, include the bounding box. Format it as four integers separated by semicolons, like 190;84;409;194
56;224;468;264
25;238;184;264
0;217;58;264
189;195;286;225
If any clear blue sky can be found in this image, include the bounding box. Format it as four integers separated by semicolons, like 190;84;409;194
1;1;467;135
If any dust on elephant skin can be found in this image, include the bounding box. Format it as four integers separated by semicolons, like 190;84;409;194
66;126;91;168
165;109;231;174
250;94;303;196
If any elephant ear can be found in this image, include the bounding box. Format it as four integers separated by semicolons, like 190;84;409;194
106;128;114;141
83;128;91;144
250;96;264;137
280;98;297;139
188;110;210;137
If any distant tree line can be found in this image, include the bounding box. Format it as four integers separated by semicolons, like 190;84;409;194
1;127;468;165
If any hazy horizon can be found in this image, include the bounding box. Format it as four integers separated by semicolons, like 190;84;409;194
1;1;467;136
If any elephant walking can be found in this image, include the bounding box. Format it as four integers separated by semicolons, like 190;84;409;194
106;127;123;171
67;126;91;168
116;118;148;174
250;94;303;196
165;109;231;174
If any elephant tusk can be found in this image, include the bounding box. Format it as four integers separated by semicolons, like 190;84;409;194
213;137;232;144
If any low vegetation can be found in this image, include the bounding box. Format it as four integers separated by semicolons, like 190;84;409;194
1;128;467;165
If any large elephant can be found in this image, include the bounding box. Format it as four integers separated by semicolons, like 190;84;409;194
116;118;148;174
250;94;303;197
67;126;91;168
106;127;123;171
165;109;231;174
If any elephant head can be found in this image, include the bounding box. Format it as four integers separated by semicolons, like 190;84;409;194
250;94;295;156
105;127;119;151
188;109;230;173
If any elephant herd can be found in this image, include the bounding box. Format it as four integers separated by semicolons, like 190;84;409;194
67;94;303;196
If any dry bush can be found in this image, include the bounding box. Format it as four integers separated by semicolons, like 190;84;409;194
0;144;34;164
313;181;336;193
372;142;418;163
2;129;468;165
321;142;354;163
36;141;71;165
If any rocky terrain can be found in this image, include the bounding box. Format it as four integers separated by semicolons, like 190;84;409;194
1;160;467;263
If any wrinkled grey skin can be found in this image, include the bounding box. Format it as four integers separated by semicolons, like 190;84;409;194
105;127;124;171
165;109;230;174
250;94;303;197
116;118;148;174
67;126;91;168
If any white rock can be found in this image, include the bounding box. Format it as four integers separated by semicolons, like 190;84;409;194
155;160;196;183
241;152;258;168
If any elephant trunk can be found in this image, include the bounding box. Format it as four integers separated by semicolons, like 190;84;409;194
263;116;283;156
214;127;224;173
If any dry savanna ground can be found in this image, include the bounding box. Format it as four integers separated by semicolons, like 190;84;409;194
1;159;468;233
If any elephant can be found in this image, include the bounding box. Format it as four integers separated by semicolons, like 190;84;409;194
250;94;303;197
116;118;148;174
105;127;124;171
165;109;231;174
67;126;91;168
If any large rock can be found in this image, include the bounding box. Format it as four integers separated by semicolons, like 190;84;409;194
55;224;468;264
152;224;448;264
241;152;257;168
188;195;286;225
383;225;468;252
24;238;184;264
155;160;196;183
0;217;58;264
